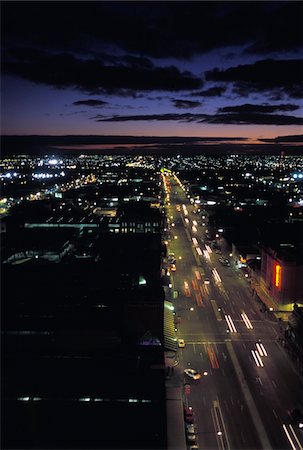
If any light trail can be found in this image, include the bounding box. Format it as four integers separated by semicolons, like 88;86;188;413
193;220;197;226
195;270;201;280
203;249;210;260
192;279;199;291
241;313;253;329
207;345;219;369
256;343;267;357
225;315;237;333
251;350;264;367
192;225;197;233
192;237;198;246
212;268;222;283
196;247;202;256
205;244;212;253
282;424;301;450
195;291;203;307
288;424;303;450
183;280;192;297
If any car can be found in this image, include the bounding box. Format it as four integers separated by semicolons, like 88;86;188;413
204;278;210;285
186;423;196;434
178;339;185;348
186;432;197;443
184;368;201;380
184;406;194;423
219;257;230;266
170;263;176;271
189;446;199;450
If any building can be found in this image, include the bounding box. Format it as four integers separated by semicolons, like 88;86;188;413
259;223;303;310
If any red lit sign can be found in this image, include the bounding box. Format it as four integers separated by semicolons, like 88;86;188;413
274;264;282;288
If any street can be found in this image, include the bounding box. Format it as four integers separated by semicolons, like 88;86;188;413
164;173;303;450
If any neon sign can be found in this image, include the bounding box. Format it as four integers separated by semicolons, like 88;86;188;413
275;264;282;288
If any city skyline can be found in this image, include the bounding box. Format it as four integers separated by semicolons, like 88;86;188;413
1;1;303;143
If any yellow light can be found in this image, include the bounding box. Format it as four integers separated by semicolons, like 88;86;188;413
275;264;282;288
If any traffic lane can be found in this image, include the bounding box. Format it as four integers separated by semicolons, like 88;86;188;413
179;341;218;450
180;341;262;450
233;340;300;449
252;340;302;414
210;345;262;450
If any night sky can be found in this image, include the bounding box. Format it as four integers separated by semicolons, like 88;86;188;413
1;1;303;142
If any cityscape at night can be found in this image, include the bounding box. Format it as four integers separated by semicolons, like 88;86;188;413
1;2;303;450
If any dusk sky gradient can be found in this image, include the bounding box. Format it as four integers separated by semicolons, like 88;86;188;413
1;1;303;143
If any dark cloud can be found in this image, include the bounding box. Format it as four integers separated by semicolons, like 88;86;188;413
206;59;303;98
202;113;303;126
2;3;302;59
258;135;303;143
96;113;202;123
3;49;202;94
173;99;201;109
122;55;154;69
218;104;300;114
97;112;303;126
190;87;226;97
73;99;108;107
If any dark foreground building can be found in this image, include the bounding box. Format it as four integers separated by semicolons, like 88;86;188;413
2;233;167;449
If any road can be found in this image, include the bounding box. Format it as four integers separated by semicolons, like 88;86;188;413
163;172;303;450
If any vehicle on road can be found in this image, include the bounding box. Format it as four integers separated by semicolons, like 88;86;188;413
184;369;201;380
170;263;177;271
168;253;175;262
184;406;194;423
178;339;185;348
186;432;197;443
204;278;210;285
219;257;230;266
186;423;196;434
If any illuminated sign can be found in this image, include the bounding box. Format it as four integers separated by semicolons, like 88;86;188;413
275;264;282;288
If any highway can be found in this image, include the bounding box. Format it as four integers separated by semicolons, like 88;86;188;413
163;172;303;450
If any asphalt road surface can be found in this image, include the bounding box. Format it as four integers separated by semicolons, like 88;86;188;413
163;172;303;450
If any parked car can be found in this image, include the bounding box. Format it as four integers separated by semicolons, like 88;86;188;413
184;369;201;380
184;406;194;423
186;423;196;434
186;432;197;443
178;339;185;348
